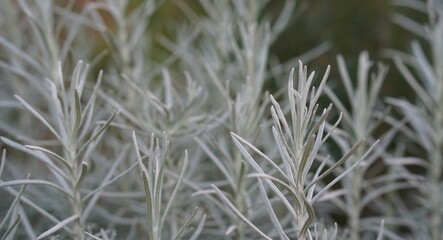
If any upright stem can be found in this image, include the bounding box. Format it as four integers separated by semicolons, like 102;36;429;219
349;166;363;240
296;202;307;240
67;146;84;240
234;156;246;240
71;180;84;240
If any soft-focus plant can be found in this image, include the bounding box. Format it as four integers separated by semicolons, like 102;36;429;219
1;61;116;239
0;0;96;140
60;1;213;239
388;0;443;238
324;52;415;239
0;0;436;239
213;61;379;240
170;0;300;238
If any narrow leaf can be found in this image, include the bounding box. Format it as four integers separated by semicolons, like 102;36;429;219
37;214;79;239
189;214;206;240
25;145;71;172
174;207;198;240
212;185;272;240
75;162;88;191
15;95;62;143
76;110;117;157
0;177;28;231
1;213;21;240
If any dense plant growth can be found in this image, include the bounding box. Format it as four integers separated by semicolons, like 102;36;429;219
0;0;439;239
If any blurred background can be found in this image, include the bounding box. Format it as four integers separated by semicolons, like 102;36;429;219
71;0;427;99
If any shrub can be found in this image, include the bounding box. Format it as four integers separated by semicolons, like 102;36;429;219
0;0;437;239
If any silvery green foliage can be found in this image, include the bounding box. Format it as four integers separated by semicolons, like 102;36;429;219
216;61;378;240
1;61;116;240
0;0;93;140
0;1;118;239
132;132;206;240
171;1;300;239
324;52;409;240
168;0;295;105
0;151;24;240
80;1;211;238
0;0;424;239
389;0;443;239
87;0;211;148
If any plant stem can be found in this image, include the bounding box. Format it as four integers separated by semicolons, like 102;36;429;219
68;140;84;240
349;165;363;240
71;183;84;240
